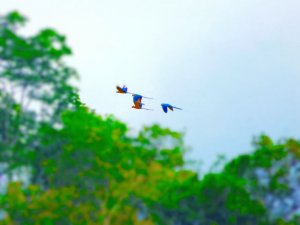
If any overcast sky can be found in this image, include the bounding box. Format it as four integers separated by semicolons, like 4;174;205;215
1;0;300;171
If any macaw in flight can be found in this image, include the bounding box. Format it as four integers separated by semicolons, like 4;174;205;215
133;94;143;104
132;94;153;110
161;103;182;113
116;85;153;99
132;102;152;110
132;93;153;103
116;85;133;94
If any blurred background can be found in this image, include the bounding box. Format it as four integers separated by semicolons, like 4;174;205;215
0;1;300;224
1;0;300;170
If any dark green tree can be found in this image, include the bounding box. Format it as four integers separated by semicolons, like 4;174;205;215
0;11;79;186
224;135;300;224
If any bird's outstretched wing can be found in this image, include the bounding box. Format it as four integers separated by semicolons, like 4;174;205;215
161;104;168;113
168;106;174;111
116;85;125;93
133;94;143;104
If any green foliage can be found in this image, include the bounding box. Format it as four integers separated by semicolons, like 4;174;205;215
0;9;78;185
0;10;78;119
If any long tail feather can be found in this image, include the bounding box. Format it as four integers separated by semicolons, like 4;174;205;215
142;96;154;100
173;106;183;110
131;93;153;99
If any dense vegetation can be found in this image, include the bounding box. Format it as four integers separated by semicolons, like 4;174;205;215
0;11;300;225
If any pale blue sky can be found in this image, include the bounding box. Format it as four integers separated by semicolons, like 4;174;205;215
2;0;300;171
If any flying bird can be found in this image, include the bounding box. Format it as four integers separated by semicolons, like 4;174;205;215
132;94;153;104
161;103;182;113
132;102;152;110
116;85;152;99
131;94;153;110
133;94;143;104
116;85;133;94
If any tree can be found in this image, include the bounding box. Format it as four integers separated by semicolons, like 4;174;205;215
0;104;188;225
0;11;78;185
224;135;300;224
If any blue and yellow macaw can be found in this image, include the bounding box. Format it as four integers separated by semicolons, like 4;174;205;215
116;85;152;99
132;102;152;110
161;103;182;113
132;94;153;101
133;94;143;104
132;94;153;110
116;85;133;94
132;94;153;108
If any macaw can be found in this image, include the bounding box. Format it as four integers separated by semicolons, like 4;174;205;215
161;103;182;113
116;85;133;94
133;94;142;103
132;94;153;104
132;94;153;110
132;102;152;110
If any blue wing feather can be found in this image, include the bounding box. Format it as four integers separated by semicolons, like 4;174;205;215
133;94;143;103
161;104;168;113
161;103;182;113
